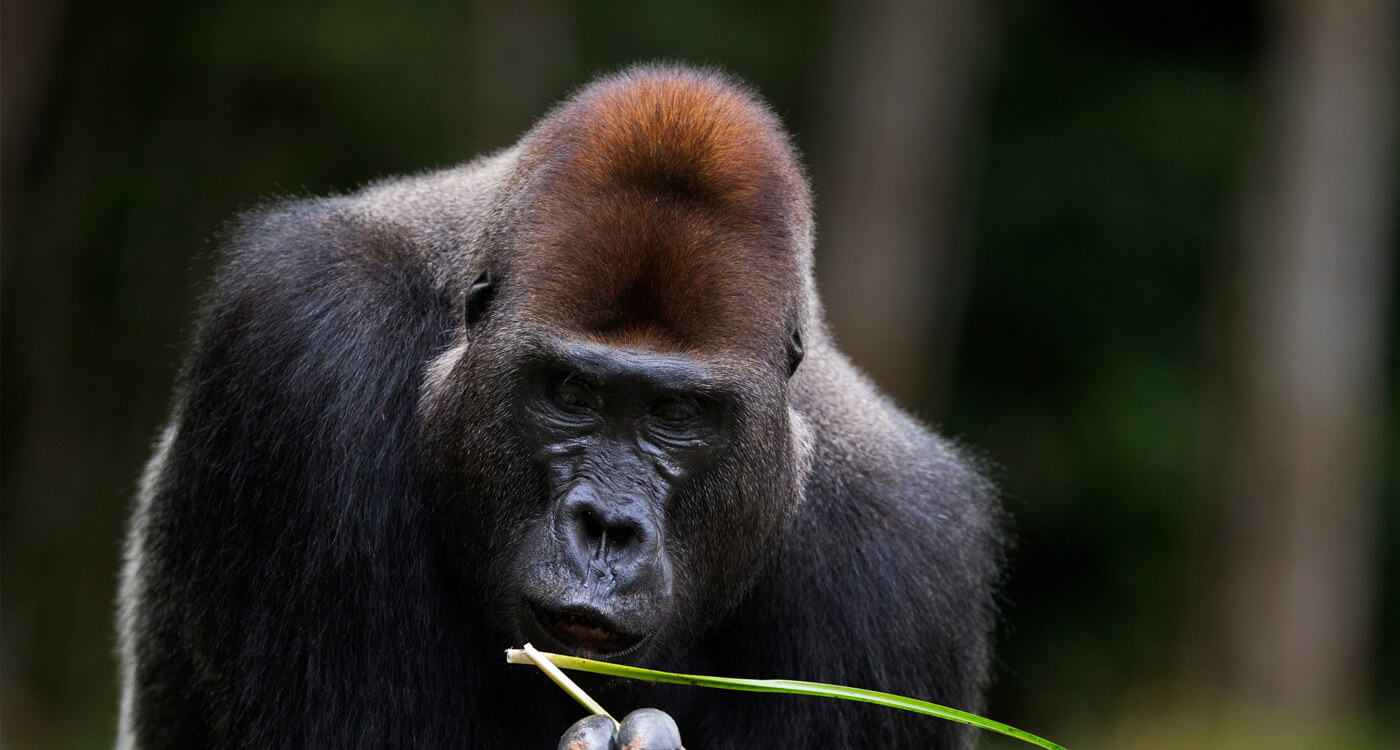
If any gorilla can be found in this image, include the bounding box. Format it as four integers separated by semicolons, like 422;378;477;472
117;64;1003;749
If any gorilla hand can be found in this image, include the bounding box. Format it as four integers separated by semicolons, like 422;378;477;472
559;709;683;750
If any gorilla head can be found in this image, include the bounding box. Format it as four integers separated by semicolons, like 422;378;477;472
420;68;815;663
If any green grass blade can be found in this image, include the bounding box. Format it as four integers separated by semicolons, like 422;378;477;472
505;648;1066;750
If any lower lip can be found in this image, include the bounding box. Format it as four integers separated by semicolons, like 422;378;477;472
523;602;654;660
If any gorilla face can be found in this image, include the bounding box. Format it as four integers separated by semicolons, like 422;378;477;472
510;339;735;658
420;308;803;665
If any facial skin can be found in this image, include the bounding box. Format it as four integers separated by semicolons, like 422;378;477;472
512;340;734;658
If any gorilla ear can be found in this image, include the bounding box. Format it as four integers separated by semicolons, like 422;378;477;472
786;329;804;378
465;270;496;340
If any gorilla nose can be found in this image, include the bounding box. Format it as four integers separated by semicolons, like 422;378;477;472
558;490;659;571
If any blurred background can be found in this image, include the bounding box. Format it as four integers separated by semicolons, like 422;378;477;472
2;0;1395;747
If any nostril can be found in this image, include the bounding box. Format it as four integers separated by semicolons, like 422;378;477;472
576;507;605;542
609;525;636;549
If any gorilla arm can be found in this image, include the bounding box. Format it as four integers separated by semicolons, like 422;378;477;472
119;201;482;747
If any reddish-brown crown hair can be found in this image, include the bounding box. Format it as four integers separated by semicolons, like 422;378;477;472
502;64;812;356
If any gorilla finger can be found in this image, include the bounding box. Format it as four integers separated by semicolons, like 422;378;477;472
615;708;683;750
558;714;618;750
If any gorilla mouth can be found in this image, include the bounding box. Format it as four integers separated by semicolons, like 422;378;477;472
531;605;645;655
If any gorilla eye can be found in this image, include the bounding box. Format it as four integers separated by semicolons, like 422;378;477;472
551;377;600;412
652;397;700;425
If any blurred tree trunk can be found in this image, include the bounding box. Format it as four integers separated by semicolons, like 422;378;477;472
467;0;575;151
0;0;63;195
1208;0;1395;718
812;0;990;410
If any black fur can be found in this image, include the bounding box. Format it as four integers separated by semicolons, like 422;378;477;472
118;64;1002;749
